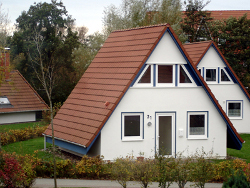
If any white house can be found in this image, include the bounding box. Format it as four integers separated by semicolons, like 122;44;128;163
184;41;250;133
44;24;243;160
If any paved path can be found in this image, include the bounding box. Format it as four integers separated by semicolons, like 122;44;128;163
33;178;223;188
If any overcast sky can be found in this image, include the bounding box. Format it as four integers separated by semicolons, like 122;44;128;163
1;0;249;34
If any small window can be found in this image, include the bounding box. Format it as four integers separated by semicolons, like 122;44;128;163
122;113;143;141
0;96;13;108
221;69;230;82
139;65;151;83
180;65;192;83
206;69;217;82
158;65;173;83
188;112;208;139
227;101;243;119
0;96;10;104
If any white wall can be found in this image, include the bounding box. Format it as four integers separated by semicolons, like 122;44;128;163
0;111;36;124
100;87;227;160
198;47;250;133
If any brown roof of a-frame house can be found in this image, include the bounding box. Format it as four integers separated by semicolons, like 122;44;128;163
0;70;48;113
44;24;243;150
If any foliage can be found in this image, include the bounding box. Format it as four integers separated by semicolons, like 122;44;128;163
155;154;175;188
0;121;45;132
76;155;106;178
222;170;250;188
10;0;80;104
0;125;47;146
0;152;26;188
17;154;37;188
213;159;248;182
42;102;62;124
72;32;105;81
111;157;134;188
132;158;157;188
103;0;184;41
181;0;212;43
189;148;215;188
171;153;192;188
0;3;11;47
36;158;75;178
209;14;250;92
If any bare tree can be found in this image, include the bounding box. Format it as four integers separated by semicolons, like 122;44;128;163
29;29;57;188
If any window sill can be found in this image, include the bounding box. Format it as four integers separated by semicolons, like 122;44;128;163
187;137;208;140
122;139;144;142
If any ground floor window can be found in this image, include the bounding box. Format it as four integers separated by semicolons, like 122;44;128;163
121;112;143;141
187;111;208;139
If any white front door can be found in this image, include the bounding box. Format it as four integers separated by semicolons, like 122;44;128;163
156;113;175;156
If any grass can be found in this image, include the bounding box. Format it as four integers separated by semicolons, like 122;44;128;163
227;134;250;163
1;137;57;160
0;121;45;132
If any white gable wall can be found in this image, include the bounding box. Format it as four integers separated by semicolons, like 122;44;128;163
197;47;250;133
146;32;187;64
100;32;227;160
100;87;227;160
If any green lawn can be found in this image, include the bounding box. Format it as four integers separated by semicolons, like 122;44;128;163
227;134;250;163
2;137;56;160
0;121;45;132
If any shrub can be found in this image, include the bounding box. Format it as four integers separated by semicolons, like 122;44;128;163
76;155;105;178
1;126;47;146
155;154;175;188
56;159;75;178
172;153;192;188
189;148;215;188
222;170;250;188
17;154;37;188
0;152;26;188
213;159;247;182
111;157;133;188
132;158;157;188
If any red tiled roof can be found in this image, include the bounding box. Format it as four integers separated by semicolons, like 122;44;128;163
0;70;48;113
182;10;250;20
210;10;250;20
183;41;250;101
44;24;243;148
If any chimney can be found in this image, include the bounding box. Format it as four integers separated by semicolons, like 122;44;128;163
1;48;10;80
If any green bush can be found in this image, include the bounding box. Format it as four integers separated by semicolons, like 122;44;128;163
155;154;175;188
171;153;192;188
75;155;105;178
132;158;157;188
1;126;47;146
189;148;215;188
222;170;250;188
111;157;134;188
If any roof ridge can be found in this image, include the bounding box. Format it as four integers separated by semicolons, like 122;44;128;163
112;23;169;33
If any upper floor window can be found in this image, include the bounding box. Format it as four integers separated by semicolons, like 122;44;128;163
220;69;231;82
134;64;194;87
205;69;217;82
227;100;243;119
